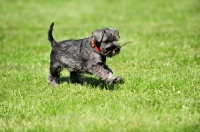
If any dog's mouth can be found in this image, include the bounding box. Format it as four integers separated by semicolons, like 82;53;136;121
104;42;132;57
105;48;120;57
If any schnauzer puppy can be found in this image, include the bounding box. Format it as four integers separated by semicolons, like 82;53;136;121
47;22;121;86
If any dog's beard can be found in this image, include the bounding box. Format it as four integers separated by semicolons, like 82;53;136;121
104;47;120;57
104;42;131;57
99;39;121;57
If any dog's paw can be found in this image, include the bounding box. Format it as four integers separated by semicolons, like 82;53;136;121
107;76;120;85
112;76;120;84
50;81;60;86
47;74;60;86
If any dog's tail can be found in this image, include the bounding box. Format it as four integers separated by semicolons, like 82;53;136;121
48;22;57;47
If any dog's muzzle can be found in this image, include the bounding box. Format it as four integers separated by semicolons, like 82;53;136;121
105;47;120;57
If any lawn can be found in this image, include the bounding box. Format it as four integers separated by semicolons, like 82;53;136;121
0;0;200;131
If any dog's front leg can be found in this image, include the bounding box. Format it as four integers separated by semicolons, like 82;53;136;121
89;65;120;84
103;65;113;74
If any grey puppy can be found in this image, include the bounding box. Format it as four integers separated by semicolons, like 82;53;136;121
47;22;121;86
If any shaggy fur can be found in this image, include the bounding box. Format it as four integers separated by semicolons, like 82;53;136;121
47;22;121;86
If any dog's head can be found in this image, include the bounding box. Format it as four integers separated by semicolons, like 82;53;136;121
92;28;121;58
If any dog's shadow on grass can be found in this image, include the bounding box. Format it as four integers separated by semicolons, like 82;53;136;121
59;75;124;90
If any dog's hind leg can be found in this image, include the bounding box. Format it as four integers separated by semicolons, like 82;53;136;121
69;72;83;85
47;61;62;86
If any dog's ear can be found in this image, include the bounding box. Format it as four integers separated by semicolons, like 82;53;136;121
108;28;120;39
92;29;106;42
92;28;120;42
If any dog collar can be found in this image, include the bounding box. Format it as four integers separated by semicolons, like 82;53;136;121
91;38;101;53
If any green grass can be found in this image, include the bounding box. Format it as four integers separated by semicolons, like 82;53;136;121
0;0;200;131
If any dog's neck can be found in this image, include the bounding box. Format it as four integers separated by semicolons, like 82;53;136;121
90;38;101;53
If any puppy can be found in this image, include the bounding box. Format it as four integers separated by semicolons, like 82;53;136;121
47;22;121;86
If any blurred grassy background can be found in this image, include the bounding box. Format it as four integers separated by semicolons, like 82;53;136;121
0;0;200;131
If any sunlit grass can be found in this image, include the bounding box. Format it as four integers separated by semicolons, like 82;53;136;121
0;0;199;131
